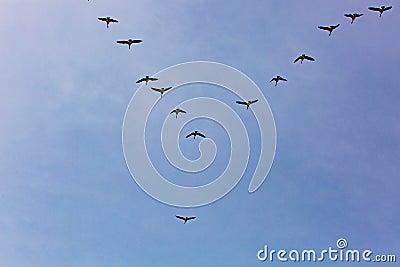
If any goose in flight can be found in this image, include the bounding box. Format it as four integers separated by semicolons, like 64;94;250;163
170;108;186;118
236;99;258;109
186;131;206;139
368;6;392;17
98;17;118;28
294;54;315;64
270;76;287;86
136;76;158;85
116;39;143;49
318;24;340;36
176;215;196;224
344;13;363;24
151;86;172;98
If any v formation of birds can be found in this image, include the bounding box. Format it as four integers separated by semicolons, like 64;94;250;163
93;2;393;223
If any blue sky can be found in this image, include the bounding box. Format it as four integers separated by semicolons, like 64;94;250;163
1;0;399;266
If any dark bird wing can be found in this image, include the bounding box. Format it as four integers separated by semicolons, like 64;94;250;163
177;109;186;113
170;110;176;114
163;87;172;92
98;17;107;21
355;13;363;17
131;39;143;43
249;99;259;105
136;78;146;83
187;216;196;221
344;14;353;18
186;132;194;138
332;24;340;29
279;77;287;81
304;55;315;61
148;77;158;81
368;7;381;12
318;26;330;31
197;133;206;138
236;101;247;105
293;56;301;63
117;40;129;45
109;18;118;23
151;87;162;92
383;6;392;11
176;215;185;221
270;78;276;82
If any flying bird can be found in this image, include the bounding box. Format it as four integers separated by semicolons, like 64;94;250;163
176;215;196;224
151;86;172;98
97;17;118;28
344;13;363;24
294;54;315;64
116;39;143;49
236;99;258;109
136;76;158;85
270;76;287;86
186;131;206;139
318;24;340;36
170;108;186;118
368;6;392;17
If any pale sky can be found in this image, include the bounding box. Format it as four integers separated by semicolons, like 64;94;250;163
0;0;399;266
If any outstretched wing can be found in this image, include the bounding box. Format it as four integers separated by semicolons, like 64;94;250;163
117;40;129;45
236;101;246;105
186;132;194;138
98;17;107;21
131;39;143;44
163;87;172;92
318;26;330;31
148;77;158;81
187;216;196;221
368;7;381;12
354;13;363;18
177;109;186;113
176;215;185;221
278;77;287;81
304;55;315;61
249;99;259;105
270;77;276;82
344;14;353;18
331;24;340;29
293;56;301;63
151;87;162;92
197;132;206;138
383;6;392;11
136;77;146;83
109;18;119;23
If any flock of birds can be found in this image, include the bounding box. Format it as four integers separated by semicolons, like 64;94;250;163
95;3;394;224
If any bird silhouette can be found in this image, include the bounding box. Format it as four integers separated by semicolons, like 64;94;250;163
176;215;196;224
151;87;172;98
368;6;392;17
97;17;118;28
318;24;340;36
186;131;206;139
116;39;143;49
170;108;186;118
236;99;259;109
344;13;363;24
294;54;315;64
136;76;158;85
270;76;287;86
